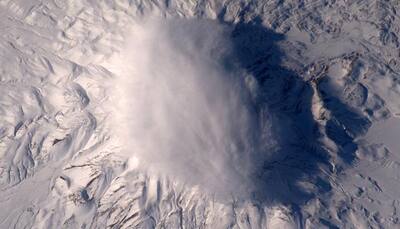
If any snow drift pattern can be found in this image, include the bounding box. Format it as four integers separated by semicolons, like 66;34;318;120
111;18;276;200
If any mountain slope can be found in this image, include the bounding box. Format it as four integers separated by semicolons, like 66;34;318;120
0;0;400;228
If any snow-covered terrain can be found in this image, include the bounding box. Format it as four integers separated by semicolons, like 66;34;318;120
1;0;400;228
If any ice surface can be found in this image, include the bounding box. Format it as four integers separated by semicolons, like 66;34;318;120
365;117;400;155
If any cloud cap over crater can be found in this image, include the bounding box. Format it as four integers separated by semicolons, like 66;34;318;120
110;18;278;201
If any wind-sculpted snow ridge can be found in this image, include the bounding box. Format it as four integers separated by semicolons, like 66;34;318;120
1;0;400;228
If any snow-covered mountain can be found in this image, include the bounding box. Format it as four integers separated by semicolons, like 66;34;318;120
1;0;400;228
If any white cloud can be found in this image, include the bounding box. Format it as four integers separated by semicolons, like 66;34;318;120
110;18;278;200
